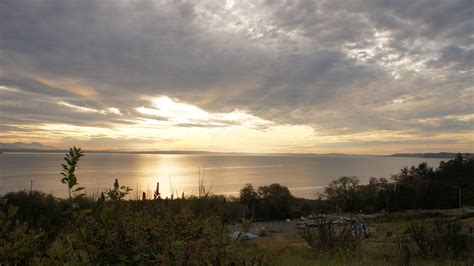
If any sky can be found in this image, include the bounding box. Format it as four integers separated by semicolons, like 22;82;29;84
0;0;473;154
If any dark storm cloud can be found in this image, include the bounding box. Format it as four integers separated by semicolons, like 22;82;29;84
0;0;472;141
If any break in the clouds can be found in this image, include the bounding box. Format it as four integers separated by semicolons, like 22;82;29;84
0;0;472;153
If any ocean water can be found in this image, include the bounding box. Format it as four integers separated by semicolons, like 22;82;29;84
0;153;444;199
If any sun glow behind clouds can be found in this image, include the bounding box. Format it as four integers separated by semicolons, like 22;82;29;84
4;90;471;154
26;96;312;152
136;96;271;128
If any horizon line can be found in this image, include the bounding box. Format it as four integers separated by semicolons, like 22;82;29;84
0;148;470;158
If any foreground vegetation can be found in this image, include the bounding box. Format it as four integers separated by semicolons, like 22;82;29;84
271;209;474;265
1;147;473;264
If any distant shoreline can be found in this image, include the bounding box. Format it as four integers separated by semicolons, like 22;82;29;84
0;149;377;157
387;152;472;159
0;149;469;158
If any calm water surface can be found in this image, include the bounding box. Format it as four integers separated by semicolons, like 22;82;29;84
0;153;443;199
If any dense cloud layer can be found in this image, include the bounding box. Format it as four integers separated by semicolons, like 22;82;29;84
0;0;472;151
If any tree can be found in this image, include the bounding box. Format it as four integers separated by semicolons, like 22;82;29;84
358;177;382;212
390;162;435;209
257;183;294;219
436;154;474;206
324;176;360;212
239;184;258;218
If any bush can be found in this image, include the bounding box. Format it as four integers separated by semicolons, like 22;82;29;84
406;218;471;259
299;223;361;255
0;199;44;264
0;192;263;264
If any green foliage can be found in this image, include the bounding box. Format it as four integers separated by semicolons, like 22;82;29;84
257;183;294;219
0;147;262;264
0;192;262;264
323;154;474;213
106;179;132;201
324;176;360;212
387;155;474;210
60;146;85;199
299;223;361;255
406;218;472;259
239;183;300;220
1;190;76;248
437;154;474;206
0;199;44;264
240;183;258;217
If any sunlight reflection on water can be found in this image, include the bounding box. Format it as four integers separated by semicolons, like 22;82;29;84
0;153;443;199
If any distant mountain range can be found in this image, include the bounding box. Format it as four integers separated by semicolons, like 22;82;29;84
0;142;57;150
0;145;213;154
387;152;472;159
0;142;471;158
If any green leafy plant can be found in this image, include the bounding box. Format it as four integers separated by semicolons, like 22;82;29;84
59;147;94;263
106;179;132;201
60;146;85;199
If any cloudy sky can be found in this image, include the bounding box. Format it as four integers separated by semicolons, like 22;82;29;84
0;0;473;154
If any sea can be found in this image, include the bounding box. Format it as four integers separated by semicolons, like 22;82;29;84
0;153;445;199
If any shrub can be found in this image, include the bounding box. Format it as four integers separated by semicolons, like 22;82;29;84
0;199;44;264
299;223;361;255
3;191;65;232
407;218;471;259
